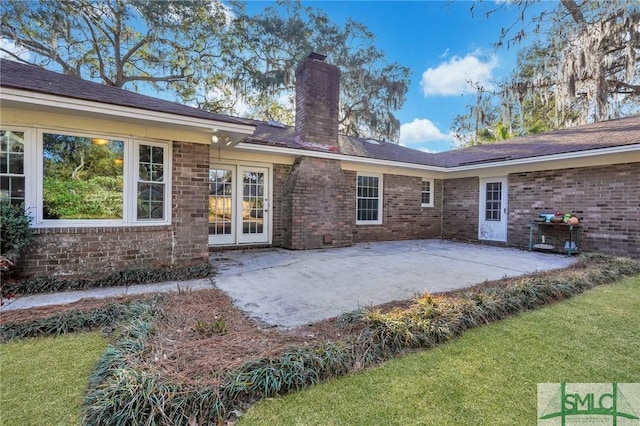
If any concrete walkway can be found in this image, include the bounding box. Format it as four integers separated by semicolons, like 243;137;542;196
212;239;576;328
2;240;576;328
0;278;214;311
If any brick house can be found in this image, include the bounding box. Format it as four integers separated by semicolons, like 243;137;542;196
1;55;639;277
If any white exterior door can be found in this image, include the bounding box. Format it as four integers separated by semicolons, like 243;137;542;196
478;177;508;242
208;165;270;245
236;166;269;244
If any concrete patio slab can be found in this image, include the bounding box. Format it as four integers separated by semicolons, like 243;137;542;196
212;239;577;328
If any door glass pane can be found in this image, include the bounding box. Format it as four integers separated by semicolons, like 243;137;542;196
485;182;502;221
209;168;233;235
242;171;264;234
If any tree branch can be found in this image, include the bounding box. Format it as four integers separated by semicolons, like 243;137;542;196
560;0;585;24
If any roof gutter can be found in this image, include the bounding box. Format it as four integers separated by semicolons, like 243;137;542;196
237;141;640;173
235;142;451;172
0;88;255;135
447;143;640;172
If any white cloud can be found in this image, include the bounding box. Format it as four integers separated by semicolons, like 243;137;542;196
0;38;31;62
420;52;498;96
399;118;451;144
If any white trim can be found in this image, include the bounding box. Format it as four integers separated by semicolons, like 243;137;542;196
236;142;450;172
236;141;640;173
208;162;273;246
24;127;172;228
1;88;255;135
448;144;640;172
134;140;172;223
421;178;434;208
356;172;383;225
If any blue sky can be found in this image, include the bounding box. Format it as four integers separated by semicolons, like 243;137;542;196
246;1;553;152
0;0;553;153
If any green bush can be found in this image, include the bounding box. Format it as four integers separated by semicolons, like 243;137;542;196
0;200;32;262
43;176;123;219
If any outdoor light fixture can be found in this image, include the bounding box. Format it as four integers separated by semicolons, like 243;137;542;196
211;134;233;146
91;138;109;145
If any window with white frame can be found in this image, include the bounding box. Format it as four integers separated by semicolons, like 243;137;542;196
1;126;171;226
356;173;382;224
421;179;434;208
137;143;167;220
42;132;125;220
0;130;26;206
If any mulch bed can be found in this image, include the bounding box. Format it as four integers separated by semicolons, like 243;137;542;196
0;270;575;384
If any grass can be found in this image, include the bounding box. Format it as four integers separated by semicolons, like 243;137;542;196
0;332;107;426
239;274;640;425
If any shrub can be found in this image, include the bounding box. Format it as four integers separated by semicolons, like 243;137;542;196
0;200;33;262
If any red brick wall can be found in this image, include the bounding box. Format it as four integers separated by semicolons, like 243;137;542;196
353;174;443;243
441;177;479;241
170;141;210;263
272;163;293;247
295;57;340;147
508;162;639;257
21;141;210;277
280;157;353;249
23;226;173;276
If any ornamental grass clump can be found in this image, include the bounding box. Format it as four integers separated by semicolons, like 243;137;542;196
3;264;215;295
358;255;640;361
0;299;162;342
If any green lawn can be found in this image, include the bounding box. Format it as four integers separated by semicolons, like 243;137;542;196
0;332;107;426
239;275;640;425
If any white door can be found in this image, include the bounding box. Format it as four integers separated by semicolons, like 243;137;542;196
208;165;270;245
478;177;508;242
237;166;269;244
208;166;235;245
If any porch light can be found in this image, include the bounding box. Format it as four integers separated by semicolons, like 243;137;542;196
91;138;109;145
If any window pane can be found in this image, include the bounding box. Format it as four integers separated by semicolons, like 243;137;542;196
209;168;233;235
137;183;164;219
43;133;124;220
357;175;381;223
422;181;431;205
137;144;165;221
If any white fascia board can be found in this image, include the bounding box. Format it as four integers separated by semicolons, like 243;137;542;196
0;88;255;135
237;141;640;173
235;142;450;172
447;143;640;172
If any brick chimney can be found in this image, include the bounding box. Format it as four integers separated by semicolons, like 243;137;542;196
294;52;340;150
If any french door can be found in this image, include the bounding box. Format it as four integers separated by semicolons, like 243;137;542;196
478;177;508;242
208;165;270;245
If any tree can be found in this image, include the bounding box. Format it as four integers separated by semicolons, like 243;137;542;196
490;0;639;128
456;0;639;145
1;0;233;97
2;0;410;142
210;1;411;141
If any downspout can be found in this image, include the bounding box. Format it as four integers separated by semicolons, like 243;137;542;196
440;179;445;239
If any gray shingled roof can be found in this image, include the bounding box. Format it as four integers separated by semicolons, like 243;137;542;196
0;59;253;126
245;115;640;168
245;122;449;167
2;58;638;169
433;115;640;167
